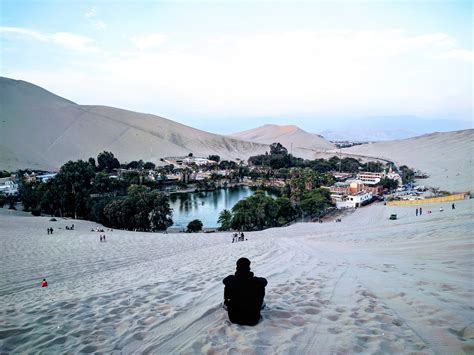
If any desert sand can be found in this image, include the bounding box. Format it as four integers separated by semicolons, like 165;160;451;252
0;77;268;171
1;198;473;354
230;124;335;159
341;130;474;193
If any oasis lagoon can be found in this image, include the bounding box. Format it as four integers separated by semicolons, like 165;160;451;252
168;186;267;229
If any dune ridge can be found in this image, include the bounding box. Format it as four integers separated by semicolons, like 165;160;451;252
0;198;473;353
0;77;268;170
341;129;474;192
230;124;335;157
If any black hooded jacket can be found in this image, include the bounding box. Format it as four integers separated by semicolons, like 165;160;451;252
223;270;268;325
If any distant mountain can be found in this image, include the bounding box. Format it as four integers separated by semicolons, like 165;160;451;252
320;116;471;141
0;77;268;170
230;124;335;156
341;129;474;192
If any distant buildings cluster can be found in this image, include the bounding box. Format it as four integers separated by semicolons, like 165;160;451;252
329;168;402;209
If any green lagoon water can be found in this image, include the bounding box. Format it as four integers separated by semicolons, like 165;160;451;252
169;186;259;229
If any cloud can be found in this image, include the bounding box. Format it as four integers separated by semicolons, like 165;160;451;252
0;26;48;41
4;29;471;122
132;33;168;50
52;32;101;53
85;6;96;18
0;26;102;53
93;21;107;30
84;6;106;30
96;29;471;118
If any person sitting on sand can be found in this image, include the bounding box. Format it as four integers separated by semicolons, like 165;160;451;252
41;278;48;287
223;257;267;326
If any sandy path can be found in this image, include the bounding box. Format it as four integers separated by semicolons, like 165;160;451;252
0;200;473;354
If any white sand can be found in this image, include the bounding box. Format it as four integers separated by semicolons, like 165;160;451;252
1;199;473;353
341;129;474;193
230;124;335;159
0;77;268;171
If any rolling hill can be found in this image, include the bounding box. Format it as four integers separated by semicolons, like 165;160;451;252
230;124;335;157
341;129;474;192
0;77;269;170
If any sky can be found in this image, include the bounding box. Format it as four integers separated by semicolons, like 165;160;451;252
0;0;472;134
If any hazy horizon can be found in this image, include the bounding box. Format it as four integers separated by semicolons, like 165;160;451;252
1;0;472;135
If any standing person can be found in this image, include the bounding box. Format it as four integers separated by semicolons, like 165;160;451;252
223;257;267;326
47;228;50;235
452;203;455;210
416;208;418;216
100;235;103;242
103;235;106;242
419;207;422;215
41;278;48;287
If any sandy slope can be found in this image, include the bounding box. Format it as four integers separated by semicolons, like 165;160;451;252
230;124;335;159
0;77;268;170
1;199;473;354
341;129;474;193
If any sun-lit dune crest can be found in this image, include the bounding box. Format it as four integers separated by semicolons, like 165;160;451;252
230;123;336;154
0;77;269;171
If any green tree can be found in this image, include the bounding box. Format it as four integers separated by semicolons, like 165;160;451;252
143;161;156;170
231;191;279;231
218;209;233;231
208;155;220;163
379;177;399;191
269;142;288;155
299;188;332;218
187;219;203;232
88;157;96;170
102;185;172;231
399;165;415;184
0;193;6;208
275;197;298;225
97;151;120;172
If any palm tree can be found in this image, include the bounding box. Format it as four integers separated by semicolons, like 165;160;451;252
218;209;233;231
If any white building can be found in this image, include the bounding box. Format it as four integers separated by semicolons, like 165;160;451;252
36;173;57;183
0;178;18;196
335;191;373;209
356;172;383;185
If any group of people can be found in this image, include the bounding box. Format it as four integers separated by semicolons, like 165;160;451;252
416;203;455;216
65;224;74;230
46;227;54;234
92;227;106;232
232;232;246;243
99;235;107;242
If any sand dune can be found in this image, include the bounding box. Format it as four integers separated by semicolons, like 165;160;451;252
0;198;473;353
341;129;474;193
230;124;335;159
0;77;268;170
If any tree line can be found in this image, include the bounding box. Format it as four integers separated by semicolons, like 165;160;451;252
20;152;173;231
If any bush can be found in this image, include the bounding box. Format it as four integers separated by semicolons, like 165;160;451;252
31;208;41;216
187;219;203;233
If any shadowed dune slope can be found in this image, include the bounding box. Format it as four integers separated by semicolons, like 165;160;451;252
0;77;268;170
341;129;474;192
230;124;335;158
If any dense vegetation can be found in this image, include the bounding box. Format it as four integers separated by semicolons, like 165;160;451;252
218;186;332;231
248;142;387;173
187;219;203;232
19;152;173;231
